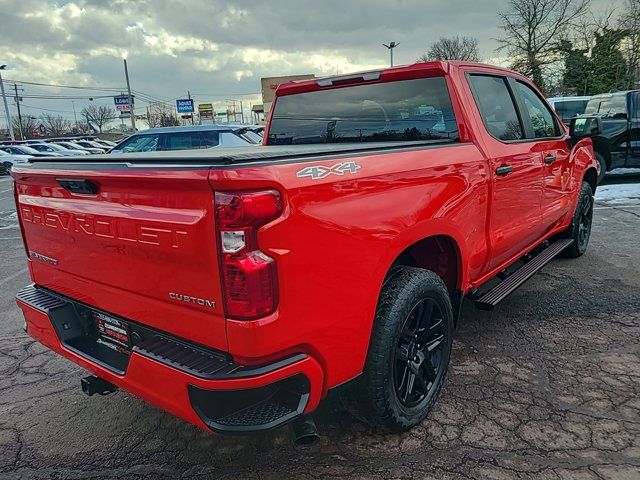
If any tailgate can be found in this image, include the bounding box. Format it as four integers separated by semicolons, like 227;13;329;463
13;166;228;351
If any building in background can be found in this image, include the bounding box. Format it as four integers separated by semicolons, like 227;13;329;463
260;75;315;115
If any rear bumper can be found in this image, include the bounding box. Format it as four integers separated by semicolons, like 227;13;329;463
16;285;324;433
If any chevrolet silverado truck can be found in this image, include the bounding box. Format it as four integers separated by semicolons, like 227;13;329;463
582;89;639;182
12;61;600;446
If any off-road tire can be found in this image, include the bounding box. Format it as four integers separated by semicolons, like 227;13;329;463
563;181;594;258
356;267;454;432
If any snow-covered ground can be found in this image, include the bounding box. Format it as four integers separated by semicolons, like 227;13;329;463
596;182;640;205
607;168;640;176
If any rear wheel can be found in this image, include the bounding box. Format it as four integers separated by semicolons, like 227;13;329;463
563;181;594;258
357;267;454;432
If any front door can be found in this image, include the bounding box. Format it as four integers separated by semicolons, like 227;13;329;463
512;80;572;231
467;73;545;272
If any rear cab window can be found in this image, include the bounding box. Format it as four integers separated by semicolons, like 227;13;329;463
267;77;459;145
585;94;629;118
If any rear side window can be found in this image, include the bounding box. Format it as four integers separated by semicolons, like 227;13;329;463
515;81;560;138
117;134;159;153
468;75;523;141
267;77;458;145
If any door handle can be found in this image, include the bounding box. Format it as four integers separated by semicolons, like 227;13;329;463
495;165;513;176
544;155;557;164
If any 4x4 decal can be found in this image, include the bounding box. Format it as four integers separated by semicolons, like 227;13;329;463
296;161;361;180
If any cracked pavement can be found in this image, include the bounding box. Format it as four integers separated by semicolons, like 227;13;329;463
0;173;639;479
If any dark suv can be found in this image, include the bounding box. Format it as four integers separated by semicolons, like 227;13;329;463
582;90;640;182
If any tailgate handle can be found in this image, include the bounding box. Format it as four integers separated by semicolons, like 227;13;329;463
57;178;100;195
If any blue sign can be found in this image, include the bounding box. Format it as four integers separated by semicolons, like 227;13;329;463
176;98;194;114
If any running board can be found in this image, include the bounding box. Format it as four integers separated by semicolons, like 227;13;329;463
473;238;574;310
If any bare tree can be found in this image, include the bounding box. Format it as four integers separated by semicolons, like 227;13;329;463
81;105;116;133
40;114;71;137
497;0;590;92
147;102;180;128
12;116;38;140
418;36;481;62
619;0;640;88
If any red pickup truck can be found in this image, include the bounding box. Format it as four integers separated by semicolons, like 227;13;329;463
12;61;599;446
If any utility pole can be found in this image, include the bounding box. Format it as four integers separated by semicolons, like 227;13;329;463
71;100;78;128
13;83;24;139
382;42;400;67
188;90;194;125
123;59;136;131
0;65;15;141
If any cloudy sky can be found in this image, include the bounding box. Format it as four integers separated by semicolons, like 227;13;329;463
0;0;618;127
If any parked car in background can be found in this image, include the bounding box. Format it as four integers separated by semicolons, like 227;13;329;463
581;90;639;182
0;145;62;158
26;141;90;156
48;141;103;154
547;96;590;125
92;139;117;148
0;149;30;174
110;125;260;154
72;139;109;153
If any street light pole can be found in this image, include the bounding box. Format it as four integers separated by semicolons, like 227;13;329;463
382;42;400;67
0;65;15;141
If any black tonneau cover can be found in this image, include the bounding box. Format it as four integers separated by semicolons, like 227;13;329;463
21;141;450;169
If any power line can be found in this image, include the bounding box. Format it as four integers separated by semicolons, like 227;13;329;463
3;78;124;92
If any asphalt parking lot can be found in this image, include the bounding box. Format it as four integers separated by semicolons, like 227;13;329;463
0;172;639;480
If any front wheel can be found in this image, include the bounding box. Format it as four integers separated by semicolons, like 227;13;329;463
356;267;454;432
563;181;594;258
595;152;606;184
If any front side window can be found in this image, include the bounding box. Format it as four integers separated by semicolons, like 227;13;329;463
468;75;523;141
267;77;458;145
516;81;560;138
161;131;220;151
116;134;160;153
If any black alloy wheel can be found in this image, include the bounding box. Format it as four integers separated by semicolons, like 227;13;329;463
393;298;446;408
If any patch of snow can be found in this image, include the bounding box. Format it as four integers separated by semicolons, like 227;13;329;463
595;183;640;205
607;168;640;176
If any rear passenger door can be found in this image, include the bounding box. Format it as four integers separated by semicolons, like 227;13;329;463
512;80;571;232
467;74;545;271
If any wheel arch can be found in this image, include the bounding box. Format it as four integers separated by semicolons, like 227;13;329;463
583;167;598;194
381;231;466;326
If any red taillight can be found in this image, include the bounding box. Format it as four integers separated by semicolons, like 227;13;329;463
215;190;282;320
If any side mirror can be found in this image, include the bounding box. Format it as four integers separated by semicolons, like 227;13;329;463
569;115;601;141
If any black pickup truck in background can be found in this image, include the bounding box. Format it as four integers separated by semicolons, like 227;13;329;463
583;90;639;182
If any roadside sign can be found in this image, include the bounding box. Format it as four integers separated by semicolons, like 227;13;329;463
114;95;133;111
198;103;214;120
176;99;194;114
